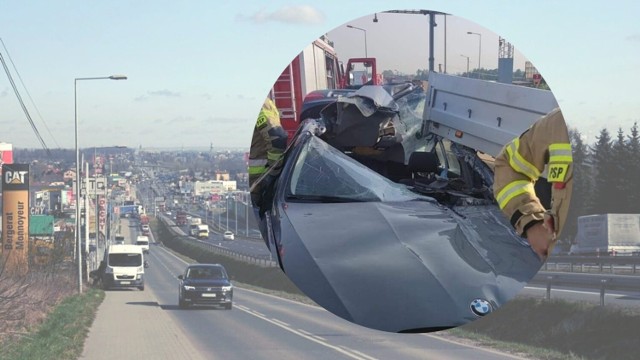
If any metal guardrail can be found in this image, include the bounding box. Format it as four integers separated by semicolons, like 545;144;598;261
159;215;277;268
531;271;640;306
545;255;640;274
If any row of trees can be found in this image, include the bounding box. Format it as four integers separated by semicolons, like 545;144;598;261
563;123;640;246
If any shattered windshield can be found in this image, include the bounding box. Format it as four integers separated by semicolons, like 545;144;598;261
287;136;425;202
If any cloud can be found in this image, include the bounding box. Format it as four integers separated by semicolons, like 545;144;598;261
239;5;325;25
148;89;181;97
626;34;640;42
135;89;181;101
225;93;255;101
204;116;247;124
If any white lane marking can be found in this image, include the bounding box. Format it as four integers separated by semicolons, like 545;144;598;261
298;329;327;342
235;305;375;360
346;349;378;360
270;318;290;327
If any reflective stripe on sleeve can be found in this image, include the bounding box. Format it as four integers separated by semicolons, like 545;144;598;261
248;165;267;175
505;139;540;180
549;143;573;163
496;180;535;210
267;150;283;161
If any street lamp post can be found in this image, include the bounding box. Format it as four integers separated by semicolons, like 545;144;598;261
75;74;127;294
347;25;368;58
466;31;482;72
245;192;249;236
460;54;470;76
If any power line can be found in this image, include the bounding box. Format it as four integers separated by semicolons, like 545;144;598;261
1;38;60;149
0;48;51;155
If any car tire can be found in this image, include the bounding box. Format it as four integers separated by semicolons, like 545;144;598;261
139;286;145;291
224;302;232;310
179;295;188;309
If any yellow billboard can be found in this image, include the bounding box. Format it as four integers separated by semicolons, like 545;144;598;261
2;163;30;275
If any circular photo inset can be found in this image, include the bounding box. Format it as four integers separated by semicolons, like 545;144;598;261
248;9;571;333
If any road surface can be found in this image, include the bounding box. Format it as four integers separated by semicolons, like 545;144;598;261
82;224;527;360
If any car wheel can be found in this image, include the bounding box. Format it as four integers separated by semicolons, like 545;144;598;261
179;293;188;308
139;286;145;291
224;302;232;310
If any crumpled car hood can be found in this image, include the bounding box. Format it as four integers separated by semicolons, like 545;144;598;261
277;199;541;333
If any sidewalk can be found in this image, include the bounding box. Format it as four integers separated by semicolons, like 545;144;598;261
81;289;204;360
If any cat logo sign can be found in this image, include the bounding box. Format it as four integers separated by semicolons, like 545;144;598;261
5;170;28;185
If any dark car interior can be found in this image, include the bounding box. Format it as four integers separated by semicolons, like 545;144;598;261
283;82;504;210
187;267;225;280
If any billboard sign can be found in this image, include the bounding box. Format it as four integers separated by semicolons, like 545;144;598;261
2;163;29;274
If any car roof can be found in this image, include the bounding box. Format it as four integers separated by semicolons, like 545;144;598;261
187;263;224;269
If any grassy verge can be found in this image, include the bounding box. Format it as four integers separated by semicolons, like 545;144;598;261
437;328;586;360
0;288;104;360
448;297;640;360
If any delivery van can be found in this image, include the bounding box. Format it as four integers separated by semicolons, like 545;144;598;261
102;244;145;291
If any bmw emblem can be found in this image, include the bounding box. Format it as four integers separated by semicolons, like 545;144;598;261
470;298;492;317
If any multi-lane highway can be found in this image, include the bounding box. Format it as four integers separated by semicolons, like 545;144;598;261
82;218;527;360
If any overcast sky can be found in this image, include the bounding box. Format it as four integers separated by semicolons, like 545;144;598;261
1;1;638;150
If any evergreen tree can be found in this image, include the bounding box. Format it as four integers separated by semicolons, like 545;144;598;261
611;128;631;213
564;128;592;242
590;128;615;214
626;123;640;213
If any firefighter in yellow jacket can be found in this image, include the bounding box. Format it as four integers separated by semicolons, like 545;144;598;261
493;107;572;260
249;97;288;214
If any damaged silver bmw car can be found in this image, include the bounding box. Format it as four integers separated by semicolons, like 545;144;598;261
255;76;558;333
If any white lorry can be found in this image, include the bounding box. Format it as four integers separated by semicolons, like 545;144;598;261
136;235;150;254
102;244;145;291
571;214;640;256
190;224;209;239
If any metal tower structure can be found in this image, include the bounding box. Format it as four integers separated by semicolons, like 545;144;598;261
498;37;514;59
497;37;514;84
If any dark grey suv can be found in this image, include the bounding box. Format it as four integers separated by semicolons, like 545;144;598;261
178;264;233;309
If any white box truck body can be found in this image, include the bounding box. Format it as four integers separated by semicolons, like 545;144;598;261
136;235;150;254
572;214;640;255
